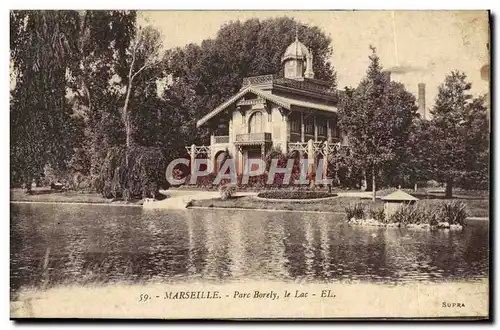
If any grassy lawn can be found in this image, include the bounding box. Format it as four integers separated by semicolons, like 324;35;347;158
190;192;489;218
192;196;378;214
10;188;137;205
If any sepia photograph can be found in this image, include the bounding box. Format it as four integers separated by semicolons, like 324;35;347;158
9;9;490;320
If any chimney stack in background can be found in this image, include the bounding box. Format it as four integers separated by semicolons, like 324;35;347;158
418;83;426;119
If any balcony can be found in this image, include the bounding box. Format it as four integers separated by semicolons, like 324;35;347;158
235;132;272;145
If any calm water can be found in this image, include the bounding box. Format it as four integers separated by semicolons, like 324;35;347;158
10;203;489;294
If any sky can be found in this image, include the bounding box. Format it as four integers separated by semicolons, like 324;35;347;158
141;10;490;113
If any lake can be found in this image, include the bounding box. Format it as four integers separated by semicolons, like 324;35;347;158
10;203;489;296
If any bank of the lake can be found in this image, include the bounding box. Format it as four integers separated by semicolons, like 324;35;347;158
189;195;490;218
10;188;143;206
10;188;489;218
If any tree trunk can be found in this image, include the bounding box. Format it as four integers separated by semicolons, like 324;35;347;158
123;81;133;149
445;178;453;198
372;167;376;201
365;168;373;191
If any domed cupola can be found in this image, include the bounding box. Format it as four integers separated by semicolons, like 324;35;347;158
282;39;309;63
281;28;311;80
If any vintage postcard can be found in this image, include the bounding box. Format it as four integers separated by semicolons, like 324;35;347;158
9;10;490;320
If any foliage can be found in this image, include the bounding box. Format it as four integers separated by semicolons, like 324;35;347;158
439;201;468;226
219;184;237;201
338;46;417;199
345;203;365;220
388;203;438;225
368;207;386;223
386;200;467;226
122;24;165;148
428;71;490;197
95;146;168;200
10;10;137;188
10;11;83;186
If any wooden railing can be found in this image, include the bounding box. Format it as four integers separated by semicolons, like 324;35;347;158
214;135;229;144
235;132;272;143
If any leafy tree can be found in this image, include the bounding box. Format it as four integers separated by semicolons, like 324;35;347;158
338;46;417;200
429;72;490;197
10;11;82;188
69;11;136;179
398;118;433;189
122;25;164;148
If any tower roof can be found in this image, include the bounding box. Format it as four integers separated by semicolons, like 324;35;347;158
282;39;309;63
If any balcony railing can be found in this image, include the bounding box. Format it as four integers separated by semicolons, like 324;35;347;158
235;132;272;144
214;135;229;144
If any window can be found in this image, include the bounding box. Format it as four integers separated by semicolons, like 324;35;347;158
318;119;327;136
290;117;301;133
305;118;314;134
248;111;263;133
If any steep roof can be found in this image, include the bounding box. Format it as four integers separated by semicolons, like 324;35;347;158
196;87;338;127
381;189;419;201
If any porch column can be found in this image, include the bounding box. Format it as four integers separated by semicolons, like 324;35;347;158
190;144;196;174
261;144;265;159
314;116;318;141
210;134;215;146
283;111;290;154
327;119;332;142
307;139;314;176
301;112;305;142
236;147;243;175
211;148;216;174
324;141;329;180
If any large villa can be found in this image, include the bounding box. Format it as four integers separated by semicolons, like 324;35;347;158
188;34;426;176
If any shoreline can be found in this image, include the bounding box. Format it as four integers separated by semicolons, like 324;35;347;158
10;200;142;207
10;200;489;220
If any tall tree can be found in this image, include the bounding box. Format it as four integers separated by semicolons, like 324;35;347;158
69;11;136;178
430;72;489;197
10;10;81;187
122;25;164;148
339;46;417;200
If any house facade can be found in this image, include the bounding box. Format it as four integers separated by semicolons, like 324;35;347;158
188;36;348;176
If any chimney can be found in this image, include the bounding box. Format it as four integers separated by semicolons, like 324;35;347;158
418;83;426;119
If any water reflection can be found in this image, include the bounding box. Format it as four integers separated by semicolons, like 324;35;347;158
10;204;489;294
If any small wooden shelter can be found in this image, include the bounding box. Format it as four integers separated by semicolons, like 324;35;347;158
381;189;419;218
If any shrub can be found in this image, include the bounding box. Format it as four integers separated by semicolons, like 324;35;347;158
439;201;467;226
96;146;168;200
368;207;386;223
388;203;438;226
345;203;365;220
219;184;236;200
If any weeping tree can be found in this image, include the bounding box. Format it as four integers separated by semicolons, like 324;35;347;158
95;146;168;200
10;11;81;189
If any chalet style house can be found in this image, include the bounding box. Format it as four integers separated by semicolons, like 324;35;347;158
189;35;346;175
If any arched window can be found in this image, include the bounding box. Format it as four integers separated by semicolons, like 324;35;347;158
248;111;263;133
